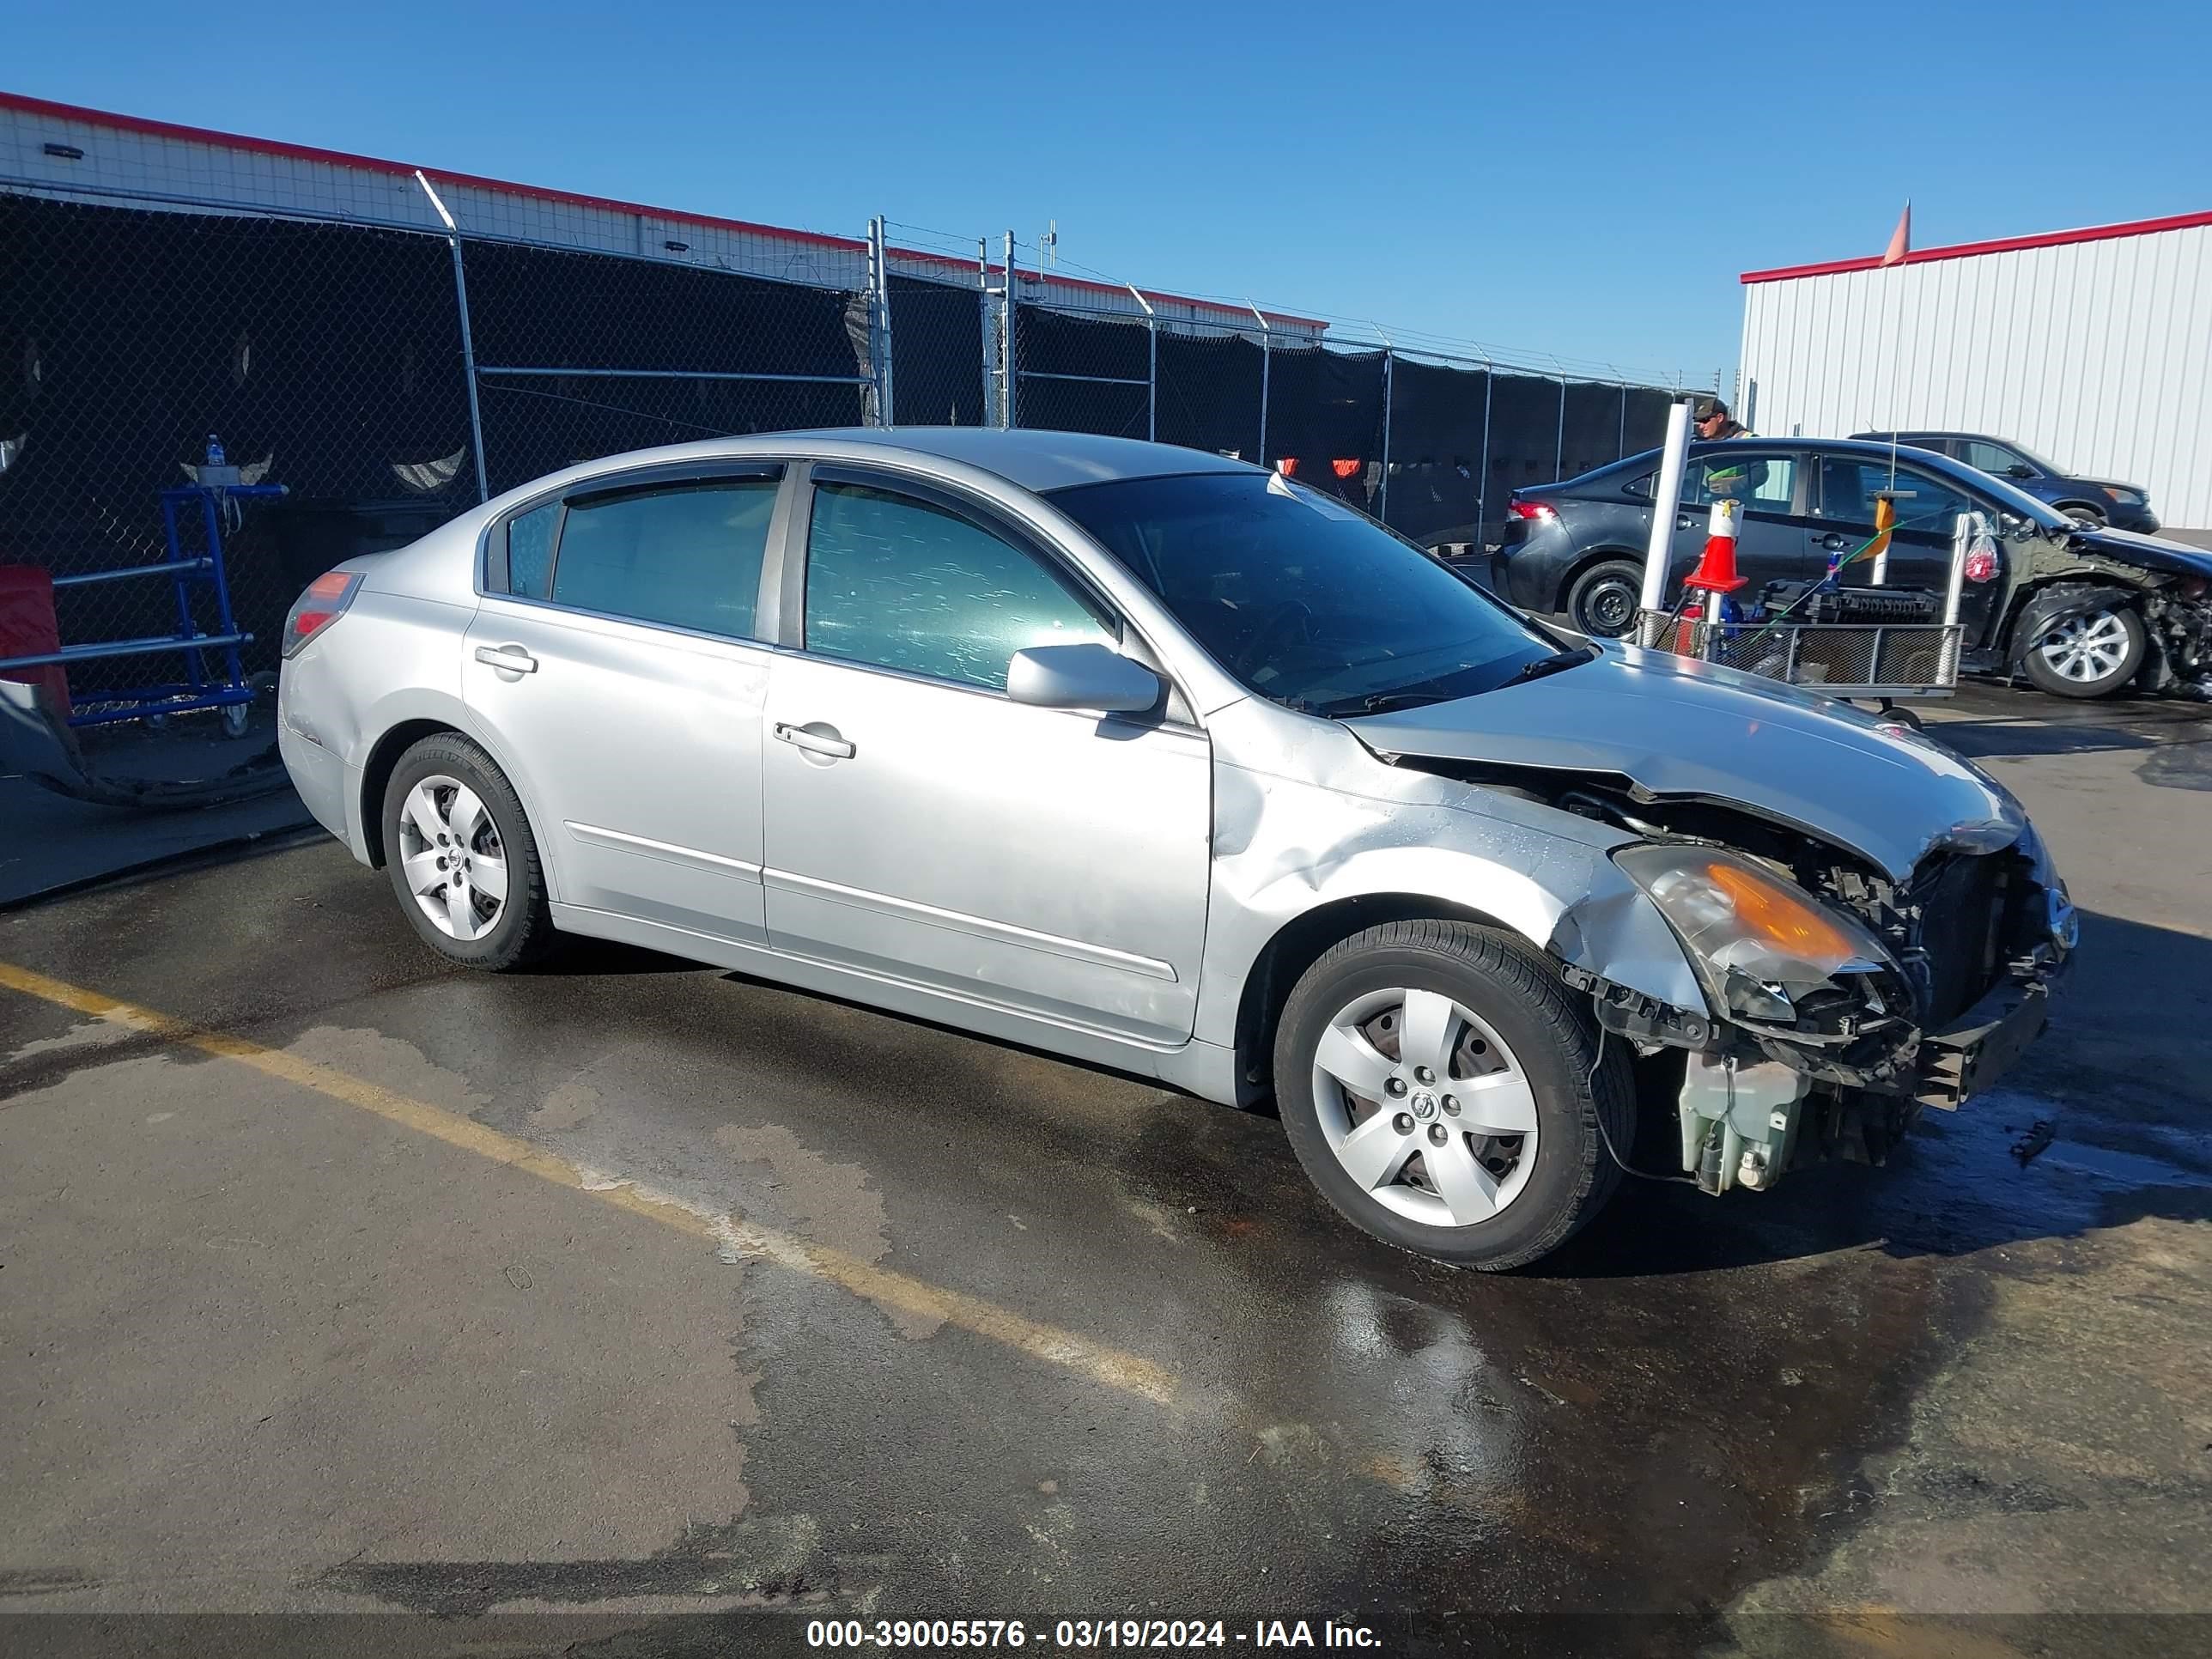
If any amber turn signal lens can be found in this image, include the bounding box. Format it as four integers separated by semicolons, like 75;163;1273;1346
1705;861;1859;963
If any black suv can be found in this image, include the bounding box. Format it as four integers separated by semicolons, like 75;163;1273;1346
1851;432;2158;533
1491;436;2212;700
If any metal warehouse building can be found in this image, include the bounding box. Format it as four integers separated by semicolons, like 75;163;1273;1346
1738;210;2212;537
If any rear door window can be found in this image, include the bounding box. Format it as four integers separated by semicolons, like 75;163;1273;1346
546;477;779;639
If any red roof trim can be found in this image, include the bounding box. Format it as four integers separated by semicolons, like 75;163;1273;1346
1741;208;2212;283
2;89;1326;329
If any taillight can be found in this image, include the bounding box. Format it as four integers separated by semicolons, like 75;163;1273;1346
1507;501;1559;522
282;569;362;658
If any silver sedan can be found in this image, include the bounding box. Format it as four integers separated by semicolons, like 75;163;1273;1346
278;429;2073;1269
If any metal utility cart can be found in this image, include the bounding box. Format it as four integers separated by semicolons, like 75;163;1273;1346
0;476;283;738
1646;512;1985;720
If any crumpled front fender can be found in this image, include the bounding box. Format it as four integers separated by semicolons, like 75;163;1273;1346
1194;738;1708;1054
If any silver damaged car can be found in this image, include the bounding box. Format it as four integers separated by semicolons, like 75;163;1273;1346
277;429;2075;1268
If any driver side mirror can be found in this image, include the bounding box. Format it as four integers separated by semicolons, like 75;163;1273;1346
1006;644;1163;714
2006;463;2036;480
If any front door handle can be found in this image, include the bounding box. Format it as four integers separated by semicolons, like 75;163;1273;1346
1675;514;1696;531
474;644;538;674
774;721;856;760
1814;532;1850;552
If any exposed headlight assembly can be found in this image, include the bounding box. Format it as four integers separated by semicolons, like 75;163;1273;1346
1613;844;1899;1026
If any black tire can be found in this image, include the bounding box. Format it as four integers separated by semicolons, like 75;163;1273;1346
380;732;558;970
1565;557;1645;639
1858;700;1923;730
1273;920;1634;1271
2056;502;2107;527
2019;601;2147;699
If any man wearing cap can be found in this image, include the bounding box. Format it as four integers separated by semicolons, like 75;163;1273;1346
1695;398;1765;501
1694;398;1750;441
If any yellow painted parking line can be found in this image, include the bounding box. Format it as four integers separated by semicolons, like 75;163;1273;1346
0;958;1181;1407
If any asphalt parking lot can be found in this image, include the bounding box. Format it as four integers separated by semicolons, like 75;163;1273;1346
3;681;2209;1657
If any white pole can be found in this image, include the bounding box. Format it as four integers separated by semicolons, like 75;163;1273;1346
1638;399;1695;643
1126;283;1157;442
1943;513;1971;628
416;171;489;503
1940;511;1973;683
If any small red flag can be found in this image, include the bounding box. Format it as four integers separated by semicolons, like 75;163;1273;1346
1880;202;1911;267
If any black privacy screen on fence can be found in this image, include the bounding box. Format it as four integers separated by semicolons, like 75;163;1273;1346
0;194;471;678
1374;356;1483;545
1;185;1684;692
889;276;988;428
1157;331;1265;461
1012;304;1150;439
0;194;875;679
465;239;869;492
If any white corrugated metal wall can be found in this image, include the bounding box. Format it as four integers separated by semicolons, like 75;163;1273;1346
1739;219;2212;531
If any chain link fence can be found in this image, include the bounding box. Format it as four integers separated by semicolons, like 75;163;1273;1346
2;180;1678;757
0;192;472;697
464;237;873;492
999;293;1677;550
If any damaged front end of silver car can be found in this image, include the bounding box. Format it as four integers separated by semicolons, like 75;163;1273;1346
1348;653;2077;1197
1562;823;2075;1194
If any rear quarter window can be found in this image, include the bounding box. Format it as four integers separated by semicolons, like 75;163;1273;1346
505;501;558;599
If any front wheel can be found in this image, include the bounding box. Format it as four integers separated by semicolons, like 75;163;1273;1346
380;732;558;969
2021;604;2146;699
1273;920;1633;1270
1565;558;1645;638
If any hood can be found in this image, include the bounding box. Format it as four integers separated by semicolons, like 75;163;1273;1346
1346;642;2023;881
2068;525;2212;581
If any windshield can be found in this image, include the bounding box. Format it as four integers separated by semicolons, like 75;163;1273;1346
1048;471;1564;714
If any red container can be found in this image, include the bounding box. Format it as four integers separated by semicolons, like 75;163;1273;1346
0;566;72;716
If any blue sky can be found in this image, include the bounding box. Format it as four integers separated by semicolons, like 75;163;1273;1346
12;0;2209;386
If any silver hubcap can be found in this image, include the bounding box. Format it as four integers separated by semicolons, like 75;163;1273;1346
2036;608;2131;684
1310;988;1540;1228
397;774;508;941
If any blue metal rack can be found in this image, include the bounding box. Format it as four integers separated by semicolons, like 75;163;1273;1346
1;479;283;736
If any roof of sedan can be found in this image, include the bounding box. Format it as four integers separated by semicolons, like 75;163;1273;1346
1619;435;1977;459
789;427;1257;492
1849;429;1982;440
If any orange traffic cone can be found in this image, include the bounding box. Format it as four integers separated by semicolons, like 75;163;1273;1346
1683;499;1748;596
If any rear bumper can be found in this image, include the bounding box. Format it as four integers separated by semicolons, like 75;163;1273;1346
1489;550;1557;612
277;719;358;856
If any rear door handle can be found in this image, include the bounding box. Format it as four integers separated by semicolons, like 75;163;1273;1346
1814;532;1850;552
1675;514;1696;530
774;721;856;760
473;644;538;674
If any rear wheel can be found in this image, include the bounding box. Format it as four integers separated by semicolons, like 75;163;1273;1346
380;733;558;969
1565;558;1644;638
2021;604;2145;699
1273;920;1632;1270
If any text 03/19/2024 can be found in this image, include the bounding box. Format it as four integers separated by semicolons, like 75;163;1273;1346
805;1619;1382;1649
